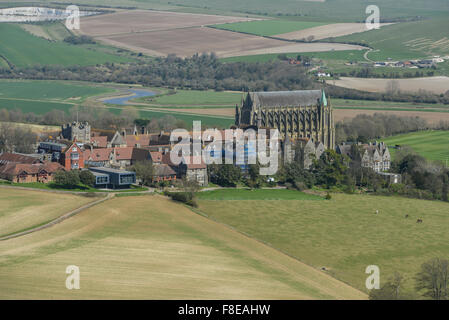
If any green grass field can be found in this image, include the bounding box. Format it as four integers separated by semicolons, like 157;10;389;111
0;194;365;299
3;0;448;21
143;89;242;107
0;188;95;238
212;20;328;37
198;193;449;296
335;18;449;61
197;188;323;200
0;24;129;67
0;80;113;101
382;130;449;163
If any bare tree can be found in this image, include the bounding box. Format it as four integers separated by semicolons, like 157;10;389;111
416;257;449;300
385;80;400;95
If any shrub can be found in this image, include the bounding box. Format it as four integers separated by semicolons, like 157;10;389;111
325;192;332;200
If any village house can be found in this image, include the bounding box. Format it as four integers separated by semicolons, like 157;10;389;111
59;142;85;170
0;153;64;183
178;156;208;186
84;147;150;169
336;141;391;172
152;164;177;184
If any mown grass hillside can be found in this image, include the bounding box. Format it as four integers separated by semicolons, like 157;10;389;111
0;195;365;299
198;192;449;296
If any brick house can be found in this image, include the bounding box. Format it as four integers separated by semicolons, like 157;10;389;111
60;142;84;170
0;162;65;183
152;164;177;183
84;147;150;169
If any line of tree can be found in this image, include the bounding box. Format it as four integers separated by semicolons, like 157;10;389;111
335;113;432;144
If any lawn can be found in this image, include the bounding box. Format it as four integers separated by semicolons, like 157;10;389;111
0;188;95;238
212;20;328;37
0;195;364;299
382;130;449;163
0;23;129;67
197;188;323;200
198;193;449;296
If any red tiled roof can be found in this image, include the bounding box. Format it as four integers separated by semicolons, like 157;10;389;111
83;147;149;162
0;153;41;165
153;164;177;177
0;161;64;176
91;136;108;148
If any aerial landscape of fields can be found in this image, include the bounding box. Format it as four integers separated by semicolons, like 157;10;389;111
0;0;449;307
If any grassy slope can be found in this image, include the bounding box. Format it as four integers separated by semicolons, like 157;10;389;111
0;24;129;67
212;20;328;36
334;18;449;61
198;192;449;295
0;188;95;237
382;130;449;162
0;195;365;299
197;188;323;200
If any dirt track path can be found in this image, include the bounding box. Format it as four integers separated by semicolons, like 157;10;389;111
0;192;114;241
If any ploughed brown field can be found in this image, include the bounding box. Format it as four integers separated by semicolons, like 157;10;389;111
165;107;449;125
333;76;449;94
79;10;259;36
79;9;365;58
96;27;364;58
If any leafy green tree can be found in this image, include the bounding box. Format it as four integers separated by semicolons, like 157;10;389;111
247;163;262;189
54;170;80;188
79;170;96;187
312;150;347;188
211;164;241;187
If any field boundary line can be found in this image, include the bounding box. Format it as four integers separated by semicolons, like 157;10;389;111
0;193;113;241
